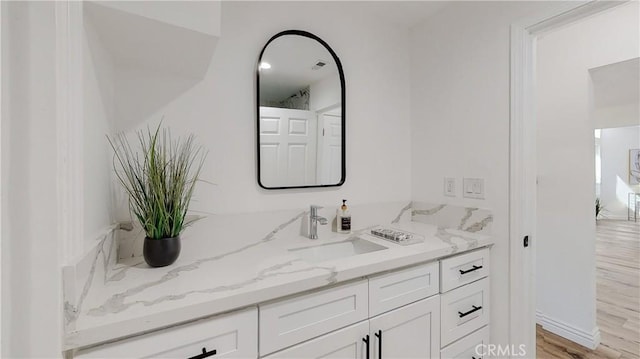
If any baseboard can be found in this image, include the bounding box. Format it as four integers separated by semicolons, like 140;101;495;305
536;311;601;349
599;213;633;221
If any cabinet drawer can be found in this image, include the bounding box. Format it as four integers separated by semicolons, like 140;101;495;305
262;321;369;359
259;280;368;356
369;261;439;317
75;307;257;358
441;278;490;347
441;326;490;358
440;248;489;293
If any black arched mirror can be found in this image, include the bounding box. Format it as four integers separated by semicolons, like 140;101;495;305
256;30;345;189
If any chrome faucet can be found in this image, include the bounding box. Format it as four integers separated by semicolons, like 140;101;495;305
309;205;328;239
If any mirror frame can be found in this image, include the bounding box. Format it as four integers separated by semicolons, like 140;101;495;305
256;30;346;190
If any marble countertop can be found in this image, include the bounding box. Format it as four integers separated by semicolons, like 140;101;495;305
64;202;492;351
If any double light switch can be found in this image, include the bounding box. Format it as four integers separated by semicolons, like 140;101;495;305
444;177;485;199
463;178;484;199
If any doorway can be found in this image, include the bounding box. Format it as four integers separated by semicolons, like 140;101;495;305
316;105;342;185
509;1;638;357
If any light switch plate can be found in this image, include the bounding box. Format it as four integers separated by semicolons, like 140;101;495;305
463;178;484;199
444;177;456;197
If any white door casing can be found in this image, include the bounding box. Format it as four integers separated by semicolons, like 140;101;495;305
509;1;625;356
0;2;3;354
317;111;342;185
259;106;317;188
56;0;84;265
510;20;537;358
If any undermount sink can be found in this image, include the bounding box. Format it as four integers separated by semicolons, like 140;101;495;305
290;238;387;263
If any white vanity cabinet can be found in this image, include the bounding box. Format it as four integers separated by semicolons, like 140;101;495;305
74;308;258;359
71;247;491;359
439;248;491;358
259;249;491;359
260;262;441;359
263;295;441;359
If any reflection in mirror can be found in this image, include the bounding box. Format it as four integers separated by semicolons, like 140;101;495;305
257;30;345;189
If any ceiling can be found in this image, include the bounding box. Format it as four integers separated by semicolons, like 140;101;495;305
260;35;339;103
340;1;450;30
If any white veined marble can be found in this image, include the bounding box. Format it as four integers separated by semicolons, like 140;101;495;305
411;201;493;234
62;201;492;351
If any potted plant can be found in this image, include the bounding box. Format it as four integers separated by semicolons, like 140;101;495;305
595;198;604;220
108;124;206;267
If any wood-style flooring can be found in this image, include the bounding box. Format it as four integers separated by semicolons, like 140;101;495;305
536;219;640;358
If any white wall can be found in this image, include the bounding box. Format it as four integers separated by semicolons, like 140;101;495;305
408;1;578;349
1;3;5;356
592;58;640;129
600;126;640;219
96;1;221;37
536;1;639;340
309;74;340;112
1;2;61;357
114;1;412;219
83;14;115;242
594;103;640;129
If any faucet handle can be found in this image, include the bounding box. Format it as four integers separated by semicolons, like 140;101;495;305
310;205;323;210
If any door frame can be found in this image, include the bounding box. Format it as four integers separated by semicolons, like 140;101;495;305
316;103;341;185
509;1;629;356
0;1;3;354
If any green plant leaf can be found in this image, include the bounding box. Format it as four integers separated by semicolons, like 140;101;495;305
108;122;207;239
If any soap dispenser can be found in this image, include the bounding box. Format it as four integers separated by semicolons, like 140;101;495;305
337;199;351;234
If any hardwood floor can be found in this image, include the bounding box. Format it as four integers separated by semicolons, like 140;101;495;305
536;219;640;358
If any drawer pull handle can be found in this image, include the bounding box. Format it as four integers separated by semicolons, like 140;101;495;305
459;265;483;275
188;347;217;359
375;330;383;359
363;335;370;359
458;305;482;318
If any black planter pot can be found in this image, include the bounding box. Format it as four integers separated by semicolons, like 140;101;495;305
143;236;181;267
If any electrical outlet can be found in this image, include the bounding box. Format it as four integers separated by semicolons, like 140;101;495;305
463;178;485;199
444;177;456;197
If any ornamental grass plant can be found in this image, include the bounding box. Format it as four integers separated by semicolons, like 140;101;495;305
108;124;206;239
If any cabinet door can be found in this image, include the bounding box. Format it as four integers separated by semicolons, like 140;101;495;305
263;321;369;359
369;296;440;359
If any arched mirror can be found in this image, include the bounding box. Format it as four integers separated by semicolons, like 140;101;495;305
256;30;345;189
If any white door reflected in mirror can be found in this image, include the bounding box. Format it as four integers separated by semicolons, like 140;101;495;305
257;30;345;189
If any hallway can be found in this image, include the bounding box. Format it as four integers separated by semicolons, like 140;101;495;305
537;219;640;358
